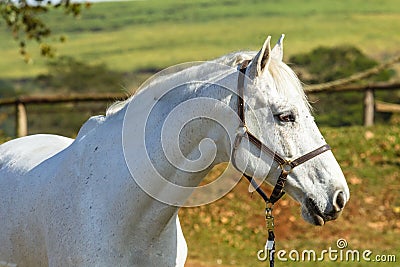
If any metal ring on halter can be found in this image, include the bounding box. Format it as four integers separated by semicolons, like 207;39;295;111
280;162;293;175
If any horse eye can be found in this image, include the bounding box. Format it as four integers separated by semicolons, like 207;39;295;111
277;113;296;122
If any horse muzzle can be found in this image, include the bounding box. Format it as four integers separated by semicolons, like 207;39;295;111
303;190;347;226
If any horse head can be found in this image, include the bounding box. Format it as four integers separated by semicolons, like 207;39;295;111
234;36;349;225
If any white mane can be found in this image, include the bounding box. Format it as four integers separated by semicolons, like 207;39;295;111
106;51;308;116
268;57;310;110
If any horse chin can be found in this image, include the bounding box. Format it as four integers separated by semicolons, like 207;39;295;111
301;198;326;226
302;210;325;226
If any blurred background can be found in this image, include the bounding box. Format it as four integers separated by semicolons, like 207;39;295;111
0;0;399;266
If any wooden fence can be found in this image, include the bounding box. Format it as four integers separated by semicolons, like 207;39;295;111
0;83;399;137
0;93;126;137
305;82;400;127
2;55;399;137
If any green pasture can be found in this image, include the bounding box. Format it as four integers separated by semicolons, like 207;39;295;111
1;0;400;78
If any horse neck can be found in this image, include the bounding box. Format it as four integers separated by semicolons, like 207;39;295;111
143;74;239;190
86;72;241;245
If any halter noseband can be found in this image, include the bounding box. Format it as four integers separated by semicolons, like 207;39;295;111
231;60;331;266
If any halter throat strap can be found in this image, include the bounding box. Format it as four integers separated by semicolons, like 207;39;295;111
232;60;331;204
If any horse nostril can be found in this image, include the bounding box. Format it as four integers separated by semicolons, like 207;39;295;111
333;190;346;212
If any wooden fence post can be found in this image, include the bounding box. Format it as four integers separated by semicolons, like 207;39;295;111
363;88;374;127
16;101;28;137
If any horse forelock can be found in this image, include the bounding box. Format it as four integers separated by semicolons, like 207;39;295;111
268;58;311;111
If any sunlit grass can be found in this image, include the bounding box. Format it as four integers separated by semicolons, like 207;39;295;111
1;0;400;78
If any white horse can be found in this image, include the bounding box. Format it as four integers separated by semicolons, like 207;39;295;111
0;36;349;267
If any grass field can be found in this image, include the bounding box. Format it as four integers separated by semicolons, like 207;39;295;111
1;0;400;78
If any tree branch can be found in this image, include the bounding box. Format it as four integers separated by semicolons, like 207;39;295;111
305;55;400;92
0;0;89;62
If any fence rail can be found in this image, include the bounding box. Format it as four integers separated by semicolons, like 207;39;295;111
306;82;400;127
304;82;400;93
375;100;400;113
1;83;400;137
0;93;127;137
0;93;126;106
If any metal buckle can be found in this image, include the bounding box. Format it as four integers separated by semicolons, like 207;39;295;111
280;162;293;175
265;203;274;231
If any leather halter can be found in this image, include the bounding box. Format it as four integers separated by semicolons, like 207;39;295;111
231;60;332;204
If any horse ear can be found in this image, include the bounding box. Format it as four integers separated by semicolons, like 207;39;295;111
248;36;271;78
271;34;285;61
